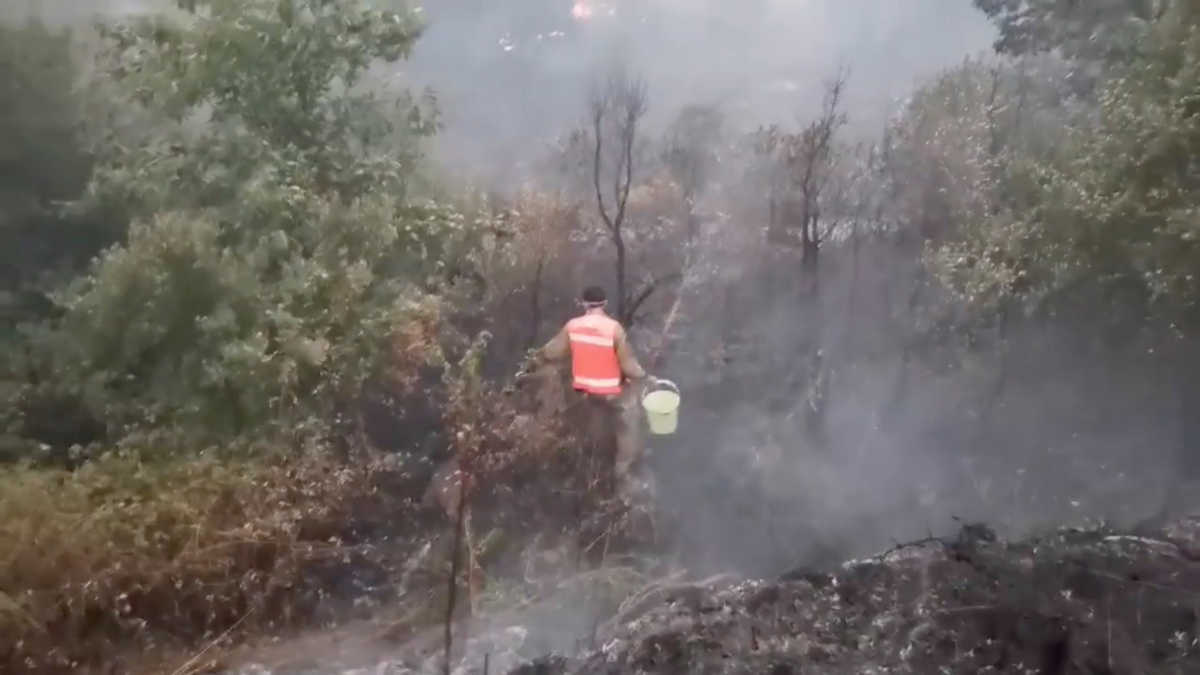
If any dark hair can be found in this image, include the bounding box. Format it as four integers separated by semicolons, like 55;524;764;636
581;286;607;304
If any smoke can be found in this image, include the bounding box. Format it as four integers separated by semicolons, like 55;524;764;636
643;236;1178;579
0;0;149;22
402;0;997;186
8;0;995;183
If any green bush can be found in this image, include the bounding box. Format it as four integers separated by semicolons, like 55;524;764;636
52;197;457;445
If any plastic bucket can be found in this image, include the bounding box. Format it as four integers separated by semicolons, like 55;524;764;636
641;379;681;435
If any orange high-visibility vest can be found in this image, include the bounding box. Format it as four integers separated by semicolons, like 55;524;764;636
565;313;623;395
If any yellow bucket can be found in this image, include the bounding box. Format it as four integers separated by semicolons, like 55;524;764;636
641;379;681;435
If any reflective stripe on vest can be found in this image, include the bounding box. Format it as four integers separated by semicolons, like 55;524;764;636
569;333;614;348
574;375;622;389
566;313;623;395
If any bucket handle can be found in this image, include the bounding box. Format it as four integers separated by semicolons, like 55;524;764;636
646;378;679;396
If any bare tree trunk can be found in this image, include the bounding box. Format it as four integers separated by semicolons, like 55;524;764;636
970;307;1011;451
803;211;821;299
1163;340;1200;519
847;220;860;339
880;270;925;432
685;195;699;244
589;66;646;326
651;291;685;371
442;472;468;675
526;257;545;351
615;234;627;323
648;247;694;370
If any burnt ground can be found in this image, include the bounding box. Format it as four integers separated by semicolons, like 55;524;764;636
512;517;1200;675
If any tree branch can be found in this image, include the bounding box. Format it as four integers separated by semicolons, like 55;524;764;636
819;217;841;245
589;65;648;324
442;469;467;675
626;271;683;325
612;77;646;236
592;102;614;233
525;256;545;351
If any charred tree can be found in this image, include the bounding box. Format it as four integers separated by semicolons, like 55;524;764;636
589;65;648;325
755;71;848;298
783;71;848;290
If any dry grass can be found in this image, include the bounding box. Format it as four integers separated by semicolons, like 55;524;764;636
0;450;429;674
0;344;661;674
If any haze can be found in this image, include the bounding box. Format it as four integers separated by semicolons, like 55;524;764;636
14;0;995;185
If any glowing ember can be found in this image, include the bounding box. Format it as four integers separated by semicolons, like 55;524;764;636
571;1;593;20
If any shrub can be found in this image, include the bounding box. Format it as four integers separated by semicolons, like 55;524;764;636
0;450;430;673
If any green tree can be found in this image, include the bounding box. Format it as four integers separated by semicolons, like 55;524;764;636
974;0;1164;63
46;0;462;449
936;2;1200;326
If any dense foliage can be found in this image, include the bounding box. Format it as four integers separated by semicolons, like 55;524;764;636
947;2;1200;325
6;1;478;451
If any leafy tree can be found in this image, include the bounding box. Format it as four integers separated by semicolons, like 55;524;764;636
974;0;1165;62
89;0;434;213
882;60;1008;246
44;0;462;448
974;0;1173;99
935;3;1200;326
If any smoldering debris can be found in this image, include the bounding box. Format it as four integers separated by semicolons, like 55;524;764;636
510;517;1200;674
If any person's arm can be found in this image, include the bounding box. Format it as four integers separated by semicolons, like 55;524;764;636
614;324;647;381
524;324;570;371
514;325;569;383
541;324;570;362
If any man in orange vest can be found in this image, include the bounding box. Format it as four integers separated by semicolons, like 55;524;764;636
525;285;652;500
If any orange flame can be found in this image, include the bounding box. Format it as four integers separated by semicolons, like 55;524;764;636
571;1;594;21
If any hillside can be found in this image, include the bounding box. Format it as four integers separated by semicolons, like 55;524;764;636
3;2;1200;673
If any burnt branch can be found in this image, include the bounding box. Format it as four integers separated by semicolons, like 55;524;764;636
587;64;649;322
443;468;467;675
613;79;647;230
627;271;683;327
592;100;613;233
760;68;850;259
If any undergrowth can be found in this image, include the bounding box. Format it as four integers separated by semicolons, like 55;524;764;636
0;341;668;675
0;449;431;674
